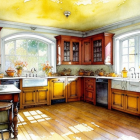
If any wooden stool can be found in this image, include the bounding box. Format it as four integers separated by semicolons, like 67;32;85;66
0;102;13;140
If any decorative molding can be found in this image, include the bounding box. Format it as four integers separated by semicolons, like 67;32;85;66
0;15;140;37
0;20;83;37
85;15;140;37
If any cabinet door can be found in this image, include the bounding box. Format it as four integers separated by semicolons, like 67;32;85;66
71;39;81;65
81;38;91;65
104;33;114;65
67;78;80;101
111;89;125;110
84;78;95;104
125;92;140;114
51;79;65;100
36;87;49;104
85;90;94;102
91;34;104;65
22;88;36;105
62;39;71;64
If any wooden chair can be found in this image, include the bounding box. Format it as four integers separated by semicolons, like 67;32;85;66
0;102;13;140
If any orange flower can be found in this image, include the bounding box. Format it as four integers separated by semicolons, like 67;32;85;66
42;61;52;72
14;61;28;70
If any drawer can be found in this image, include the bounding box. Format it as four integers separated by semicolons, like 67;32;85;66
85;84;94;91
85;78;94;83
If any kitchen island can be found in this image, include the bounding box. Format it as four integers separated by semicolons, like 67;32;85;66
0;85;21;139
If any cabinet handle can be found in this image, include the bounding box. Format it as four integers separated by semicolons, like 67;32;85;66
37;89;48;92
52;80;64;83
122;94;124;96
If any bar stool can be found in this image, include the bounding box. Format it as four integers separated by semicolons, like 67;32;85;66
0;102;13;140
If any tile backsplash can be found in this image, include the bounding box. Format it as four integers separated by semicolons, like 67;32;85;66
57;65;113;75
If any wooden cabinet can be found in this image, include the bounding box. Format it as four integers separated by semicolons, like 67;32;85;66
49;78;66;103
125;91;140;114
111;89;140;115
84;78;96;104
81;37;92;65
91;33;114;65
67;77;81;102
55;35;81;65
112;89;125;110
55;33;114;65
20;86;49;109
0;27;2;64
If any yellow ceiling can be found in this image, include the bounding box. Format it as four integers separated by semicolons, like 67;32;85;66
0;0;140;31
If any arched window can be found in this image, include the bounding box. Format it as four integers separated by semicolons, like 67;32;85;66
1;33;56;76
114;30;140;74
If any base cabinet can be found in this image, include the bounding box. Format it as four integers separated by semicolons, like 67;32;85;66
49;78;66;104
20;86;49;109
84;78;96;104
111;89;140;115
67;78;81;102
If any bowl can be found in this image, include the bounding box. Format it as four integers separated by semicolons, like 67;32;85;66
5;70;15;77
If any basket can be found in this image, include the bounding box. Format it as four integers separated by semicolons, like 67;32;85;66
84;71;91;76
5;70;15;77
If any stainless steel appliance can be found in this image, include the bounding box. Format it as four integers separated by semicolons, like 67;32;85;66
96;79;108;107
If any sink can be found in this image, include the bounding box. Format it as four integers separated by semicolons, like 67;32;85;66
22;78;48;87
127;78;140;82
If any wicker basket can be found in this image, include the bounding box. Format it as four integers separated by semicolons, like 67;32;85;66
84;71;91;76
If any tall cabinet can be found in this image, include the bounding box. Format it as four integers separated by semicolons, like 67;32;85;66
55;35;81;65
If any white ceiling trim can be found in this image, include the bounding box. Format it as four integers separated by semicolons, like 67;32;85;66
0;15;140;37
0;20;83;37
85;15;140;37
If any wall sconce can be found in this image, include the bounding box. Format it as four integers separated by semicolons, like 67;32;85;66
64;11;71;17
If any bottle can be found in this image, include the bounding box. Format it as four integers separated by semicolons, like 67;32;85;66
122;67;127;78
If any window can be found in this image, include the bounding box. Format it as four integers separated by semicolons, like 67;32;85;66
115;31;140;74
1;33;56;76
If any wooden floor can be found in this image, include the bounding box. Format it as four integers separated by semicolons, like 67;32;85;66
1;101;140;140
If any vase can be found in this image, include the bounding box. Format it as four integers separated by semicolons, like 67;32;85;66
45;71;49;76
17;69;22;77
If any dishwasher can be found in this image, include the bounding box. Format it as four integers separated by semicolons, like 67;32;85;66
96;79;108;107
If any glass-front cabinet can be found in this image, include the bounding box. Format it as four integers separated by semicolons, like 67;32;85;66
55;35;81;65
91;33;114;65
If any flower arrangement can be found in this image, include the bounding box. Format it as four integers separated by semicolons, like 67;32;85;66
42;61;52;74
14;61;28;70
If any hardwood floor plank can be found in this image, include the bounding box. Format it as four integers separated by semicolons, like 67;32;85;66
17;101;140;140
69;102;140;135
43;104;119;140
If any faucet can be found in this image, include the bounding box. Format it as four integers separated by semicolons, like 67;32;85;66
31;68;37;73
129;67;136;78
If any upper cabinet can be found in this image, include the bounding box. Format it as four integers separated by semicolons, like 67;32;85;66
55;33;114;65
81;37;92;65
55;35;81;65
91;33;114;65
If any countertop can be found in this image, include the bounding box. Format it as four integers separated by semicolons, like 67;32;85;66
0;75;140;82
0;85;21;94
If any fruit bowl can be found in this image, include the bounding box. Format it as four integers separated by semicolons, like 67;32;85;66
5;70;16;77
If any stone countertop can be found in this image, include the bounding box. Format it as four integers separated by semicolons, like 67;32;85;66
0;85;21;94
0;76;139;82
